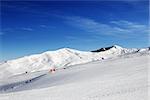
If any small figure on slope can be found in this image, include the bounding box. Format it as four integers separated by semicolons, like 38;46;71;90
49;68;56;73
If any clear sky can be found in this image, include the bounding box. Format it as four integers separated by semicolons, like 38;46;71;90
0;0;149;61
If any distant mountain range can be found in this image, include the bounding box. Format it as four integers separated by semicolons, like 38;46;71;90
0;45;149;79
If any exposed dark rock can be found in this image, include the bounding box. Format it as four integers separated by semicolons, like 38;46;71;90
91;46;114;52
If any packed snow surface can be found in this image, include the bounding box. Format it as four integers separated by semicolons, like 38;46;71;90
0;45;149;100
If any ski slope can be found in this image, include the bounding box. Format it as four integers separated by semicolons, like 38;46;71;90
0;52;149;100
0;45;149;79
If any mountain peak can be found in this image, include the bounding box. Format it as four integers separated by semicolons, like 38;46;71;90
112;45;123;49
57;48;76;52
91;45;123;52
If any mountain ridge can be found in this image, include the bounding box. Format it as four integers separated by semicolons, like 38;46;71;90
0;45;149;79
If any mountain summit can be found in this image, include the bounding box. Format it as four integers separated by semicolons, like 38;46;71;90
91;45;122;52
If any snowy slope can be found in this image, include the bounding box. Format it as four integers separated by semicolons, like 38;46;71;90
0;52;149;100
0;45;149;79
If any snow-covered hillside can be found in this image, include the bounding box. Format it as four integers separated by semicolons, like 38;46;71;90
0;51;149;100
0;45;149;79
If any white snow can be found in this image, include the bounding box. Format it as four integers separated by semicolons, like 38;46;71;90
0;45;148;79
0;51;149;100
0;45;149;100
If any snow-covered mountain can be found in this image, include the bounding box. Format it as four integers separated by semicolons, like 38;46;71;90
91;45;149;54
0;45;149;79
0;49;149;100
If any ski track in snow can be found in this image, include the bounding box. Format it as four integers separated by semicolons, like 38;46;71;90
0;74;47;93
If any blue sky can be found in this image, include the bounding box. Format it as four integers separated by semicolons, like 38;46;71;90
0;0;149;61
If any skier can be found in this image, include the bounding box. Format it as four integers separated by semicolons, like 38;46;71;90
49;68;56;73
